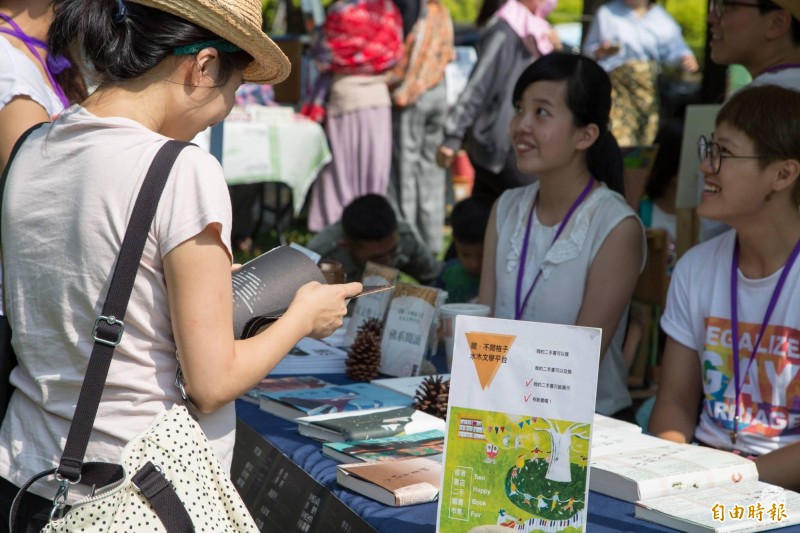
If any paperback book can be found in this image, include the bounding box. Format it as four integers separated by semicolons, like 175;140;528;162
259;382;413;421
269;337;348;375
437;316;602;533
371;374;451;398
296;405;445;442
379;283;441;377
322;429;445;464
343;261;399;347
241;375;332;404
337;456;441;507
232;245;326;339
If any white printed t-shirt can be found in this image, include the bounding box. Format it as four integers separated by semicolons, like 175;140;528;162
0;106;233;498
661;230;800;455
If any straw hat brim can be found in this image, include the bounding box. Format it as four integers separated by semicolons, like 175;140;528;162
129;0;290;84
772;0;800;21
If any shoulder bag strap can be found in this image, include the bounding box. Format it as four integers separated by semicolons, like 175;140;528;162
57;139;192;480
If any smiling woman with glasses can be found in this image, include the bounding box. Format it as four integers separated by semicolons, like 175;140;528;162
708;0;772;18
649;84;800;492
697;135;767;175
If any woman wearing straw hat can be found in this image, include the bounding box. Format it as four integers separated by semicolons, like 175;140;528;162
0;0;362;528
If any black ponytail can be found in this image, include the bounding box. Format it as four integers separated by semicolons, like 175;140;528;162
48;0;252;85
513;52;625;196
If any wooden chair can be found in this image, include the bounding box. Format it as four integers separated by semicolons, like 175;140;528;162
626;228;670;392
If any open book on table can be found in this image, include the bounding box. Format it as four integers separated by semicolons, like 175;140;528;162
590;429;761;502
634;480;800;532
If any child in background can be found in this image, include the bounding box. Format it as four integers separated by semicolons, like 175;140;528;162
478;52;645;420
436;196;492;303
649;85;800;491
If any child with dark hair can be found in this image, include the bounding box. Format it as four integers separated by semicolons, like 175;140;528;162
307;194;441;285
436;197;492;303
478;52;645;419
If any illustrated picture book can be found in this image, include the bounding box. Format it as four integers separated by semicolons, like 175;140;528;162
437;316;602;533
296;405;445;442
322;429;445;464
337;456;441;507
258;382;413;421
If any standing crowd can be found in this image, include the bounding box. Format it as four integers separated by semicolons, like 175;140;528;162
0;0;799;530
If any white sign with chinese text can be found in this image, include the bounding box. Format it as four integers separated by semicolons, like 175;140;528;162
437;316;601;533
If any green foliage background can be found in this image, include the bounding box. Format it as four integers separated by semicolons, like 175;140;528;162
261;0;707;58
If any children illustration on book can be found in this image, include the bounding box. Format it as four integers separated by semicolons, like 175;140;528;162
442;407;589;532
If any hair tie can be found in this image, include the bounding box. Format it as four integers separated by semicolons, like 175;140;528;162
174;39;242;56
114;0;128;24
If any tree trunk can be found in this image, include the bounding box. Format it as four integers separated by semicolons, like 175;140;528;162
545;429;573;483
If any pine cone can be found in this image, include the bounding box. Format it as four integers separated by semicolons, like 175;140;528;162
412;375;450;420
346;318;383;381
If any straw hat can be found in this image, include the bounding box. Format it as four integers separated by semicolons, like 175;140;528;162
129;0;290;84
773;0;800;21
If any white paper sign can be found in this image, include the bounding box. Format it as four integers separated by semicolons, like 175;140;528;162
437;316;601;533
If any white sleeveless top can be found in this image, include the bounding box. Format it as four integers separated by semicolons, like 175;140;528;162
494;182;645;416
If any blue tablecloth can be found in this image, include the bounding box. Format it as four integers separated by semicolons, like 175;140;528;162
238;373;775;533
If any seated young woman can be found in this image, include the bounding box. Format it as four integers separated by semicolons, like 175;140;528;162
649;84;800;491
478;52;645;420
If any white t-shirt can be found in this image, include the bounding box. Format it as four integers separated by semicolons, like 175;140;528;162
661;230;800;456
0;106;234;498
750;67;800;92
0;36;65;316
494;183;646;416
0;36;63;116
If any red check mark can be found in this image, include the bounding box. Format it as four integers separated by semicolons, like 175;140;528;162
523;394;532;402
525;378;534;387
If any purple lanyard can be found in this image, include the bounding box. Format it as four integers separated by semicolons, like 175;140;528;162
763;63;800;74
514;178;595;320
0;13;70;108
728;237;800;444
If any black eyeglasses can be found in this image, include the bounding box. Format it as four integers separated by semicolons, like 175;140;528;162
708;0;762;17
697;136;766;174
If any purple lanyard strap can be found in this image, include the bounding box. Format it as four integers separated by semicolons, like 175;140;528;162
0;13;70;108
763;63;800;74
729;237;800;444
514;178;595;320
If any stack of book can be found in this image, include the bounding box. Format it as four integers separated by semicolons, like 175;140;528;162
268;337;349;375
589;421;800;532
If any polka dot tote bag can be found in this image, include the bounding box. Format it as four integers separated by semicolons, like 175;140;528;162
42;405;259;533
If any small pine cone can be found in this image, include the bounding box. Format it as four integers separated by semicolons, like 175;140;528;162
412;375;450;420
346;319;383;381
